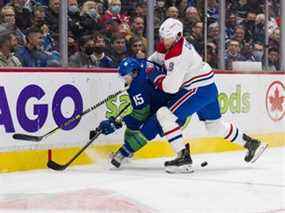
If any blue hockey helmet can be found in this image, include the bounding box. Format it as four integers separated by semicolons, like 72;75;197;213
118;57;142;77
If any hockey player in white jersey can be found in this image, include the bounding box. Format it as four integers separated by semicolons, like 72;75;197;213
147;18;268;173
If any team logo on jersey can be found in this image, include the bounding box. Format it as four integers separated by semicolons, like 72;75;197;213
265;81;285;121
146;62;154;74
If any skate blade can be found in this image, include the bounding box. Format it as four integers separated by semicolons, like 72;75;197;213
250;143;268;163
165;164;194;174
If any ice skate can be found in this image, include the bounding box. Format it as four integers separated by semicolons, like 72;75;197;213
243;134;268;163
164;144;194;174
110;148;133;168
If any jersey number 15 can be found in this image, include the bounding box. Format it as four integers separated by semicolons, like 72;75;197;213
133;94;144;106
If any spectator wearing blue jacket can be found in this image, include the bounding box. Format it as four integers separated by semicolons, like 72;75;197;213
15;27;56;67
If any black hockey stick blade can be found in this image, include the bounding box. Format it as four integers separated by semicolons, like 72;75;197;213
47;160;68;171
12;133;43;142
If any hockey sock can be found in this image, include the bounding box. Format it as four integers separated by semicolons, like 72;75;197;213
156;107;185;153
223;122;246;146
119;128;148;157
205;120;246;146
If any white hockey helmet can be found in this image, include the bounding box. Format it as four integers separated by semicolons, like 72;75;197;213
159;18;183;39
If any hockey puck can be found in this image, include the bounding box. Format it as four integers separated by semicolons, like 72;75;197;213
201;161;208;167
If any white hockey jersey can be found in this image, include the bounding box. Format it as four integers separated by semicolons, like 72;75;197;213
148;37;214;94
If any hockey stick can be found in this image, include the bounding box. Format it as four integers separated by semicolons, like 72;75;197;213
47;103;131;171
12;88;128;142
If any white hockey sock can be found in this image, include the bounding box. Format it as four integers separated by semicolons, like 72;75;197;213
223;123;246;146
205;120;246;146
164;126;185;153
156;107;185;154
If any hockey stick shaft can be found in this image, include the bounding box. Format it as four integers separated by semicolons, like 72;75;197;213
13;88;127;142
47;103;131;171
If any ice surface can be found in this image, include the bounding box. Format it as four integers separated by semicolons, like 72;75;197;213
0;147;284;213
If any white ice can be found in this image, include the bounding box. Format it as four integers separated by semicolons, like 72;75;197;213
0;147;284;213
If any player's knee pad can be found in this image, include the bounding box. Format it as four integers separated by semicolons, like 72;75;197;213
156;107;179;132
204;119;227;137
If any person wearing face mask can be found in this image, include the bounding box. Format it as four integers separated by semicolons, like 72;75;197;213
0;28;22;67
15;27;52;67
77;1;102;37
99;0;129;26
68;0;81;38
69;35;98;67
89;32;114;68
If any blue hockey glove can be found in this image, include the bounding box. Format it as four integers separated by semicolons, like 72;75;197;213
99;117;123;135
145;62;166;90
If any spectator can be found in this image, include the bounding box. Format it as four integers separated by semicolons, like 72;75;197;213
8;0;32;31
15;27;55;67
155;0;167;26
134;2;147;19
130;16;147;48
108;33;128;67
118;22;132;40
91;32;114;67
46;0;60;36
177;0;188;18
269;28;280;50
206;42;218;69
30;6;56;52
69;35;96;67
208;22;219;45
225;13;237;39
68;0;80;32
207;0;219;24
183;6;201;37
128;36;146;59
228;0;250;18
231;25;246;48
99;0;129;26
185;21;203;55
265;47;279;71
166;6;179;19
225;39;246;70
0;29;22;67
0;5;26;45
241;42;256;62
241;11;257;42
252;42;264;62
76;1;101;37
253;13;265;43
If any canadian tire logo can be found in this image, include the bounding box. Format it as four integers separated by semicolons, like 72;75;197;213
266;81;285;121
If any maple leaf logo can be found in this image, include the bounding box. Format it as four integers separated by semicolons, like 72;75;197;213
269;87;284;112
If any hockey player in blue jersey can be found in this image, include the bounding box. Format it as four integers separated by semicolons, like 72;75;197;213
145;18;268;173
98;57;175;168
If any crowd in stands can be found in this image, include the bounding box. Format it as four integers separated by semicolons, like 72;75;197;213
0;0;282;71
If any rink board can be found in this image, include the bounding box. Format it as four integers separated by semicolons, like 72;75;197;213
0;68;284;172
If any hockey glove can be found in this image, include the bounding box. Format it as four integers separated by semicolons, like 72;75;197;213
145;62;166;90
99;117;123;135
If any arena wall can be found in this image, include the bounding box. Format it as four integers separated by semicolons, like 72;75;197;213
0;68;284;172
